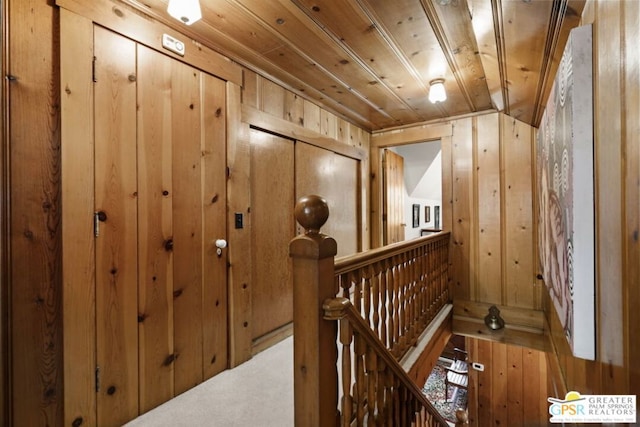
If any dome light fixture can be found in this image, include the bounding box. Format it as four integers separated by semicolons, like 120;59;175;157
168;0;202;25
428;79;447;103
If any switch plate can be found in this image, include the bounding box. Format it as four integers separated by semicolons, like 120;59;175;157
472;362;484;372
162;34;185;56
235;213;243;229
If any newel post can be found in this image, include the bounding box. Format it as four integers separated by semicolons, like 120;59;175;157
290;195;339;427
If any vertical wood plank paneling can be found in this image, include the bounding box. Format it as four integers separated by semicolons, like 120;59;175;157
506;345;523;426
465;337;478;426
475;340;491;424
475;114;502;304
490;342;508;426
450;118;473;300
137;44;175;411
171;61;205;395
522;348;541;425
623;0;640;397
595;0;626;393
227;82;253;367
9;0;63;425
320;109;338;139
60;9;96;427
250;130;294;340
200;73;228;380
303;99;321;133
242;68;259;109
502;116;536;309
469;339;549;427
440;136;453;234
260;77;285;118
370;147;383;248
285;91;304;126
94;26;139;425
338;117;351;145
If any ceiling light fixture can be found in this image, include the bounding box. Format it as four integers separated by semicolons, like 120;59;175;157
168;0;202;25
428;79;446;103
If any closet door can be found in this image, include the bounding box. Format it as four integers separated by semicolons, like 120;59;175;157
94;26;139;426
92;28;228;424
295;142;359;257
136;44;229;408
249;129;295;341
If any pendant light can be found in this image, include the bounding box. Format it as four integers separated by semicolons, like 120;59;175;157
168;0;202;25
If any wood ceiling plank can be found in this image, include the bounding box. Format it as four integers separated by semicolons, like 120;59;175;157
470;0;504;111
500;0;553;124
234;0;425;124
421;0;492;112
119;0;585;129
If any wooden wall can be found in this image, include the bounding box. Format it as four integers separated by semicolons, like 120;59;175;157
544;0;640;399
372;112;539;314
1;1;371;425
466;338;549;427
5;1;63;426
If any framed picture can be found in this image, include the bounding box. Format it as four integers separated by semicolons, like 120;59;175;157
434;206;440;229
536;24;595;360
412;204;419;228
425;206;431;223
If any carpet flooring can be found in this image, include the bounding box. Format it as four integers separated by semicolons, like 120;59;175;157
422;360;468;423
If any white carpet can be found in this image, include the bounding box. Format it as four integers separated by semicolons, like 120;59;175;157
125;336;294;427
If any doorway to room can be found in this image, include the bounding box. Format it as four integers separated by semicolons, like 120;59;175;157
383;140;443;244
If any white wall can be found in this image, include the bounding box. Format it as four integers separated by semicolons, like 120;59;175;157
391;141;442;240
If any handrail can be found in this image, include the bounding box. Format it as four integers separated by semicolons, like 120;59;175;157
290;195;450;427
324;297;450;427
334;232;446;274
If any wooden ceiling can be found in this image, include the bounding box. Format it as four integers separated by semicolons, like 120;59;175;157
124;0;585;131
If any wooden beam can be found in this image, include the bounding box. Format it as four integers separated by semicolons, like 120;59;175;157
242;105;367;161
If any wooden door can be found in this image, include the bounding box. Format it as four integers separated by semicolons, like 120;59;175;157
93;28;228;424
94;26;139;425
250;129;295;341
295;142;360;256
383;149;406;244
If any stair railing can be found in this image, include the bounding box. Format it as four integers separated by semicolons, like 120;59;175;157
290;195;450;427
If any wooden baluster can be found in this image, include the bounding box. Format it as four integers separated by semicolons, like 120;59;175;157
363;269;371;327
339;314;353;427
354;332;366;425
371;264;380;339
418;246;428;331
351;270;362;316
389;257;402;356
290;195;338;427
376;358;387;424
407;250;415;346
379;260;388;348
428;241;435;318
365;345;377;424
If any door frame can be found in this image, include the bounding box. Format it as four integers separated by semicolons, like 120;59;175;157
370;122;453;248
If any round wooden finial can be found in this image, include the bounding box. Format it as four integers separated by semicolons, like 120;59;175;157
294;195;329;234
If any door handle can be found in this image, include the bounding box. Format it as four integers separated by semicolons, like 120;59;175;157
215;239;227;256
